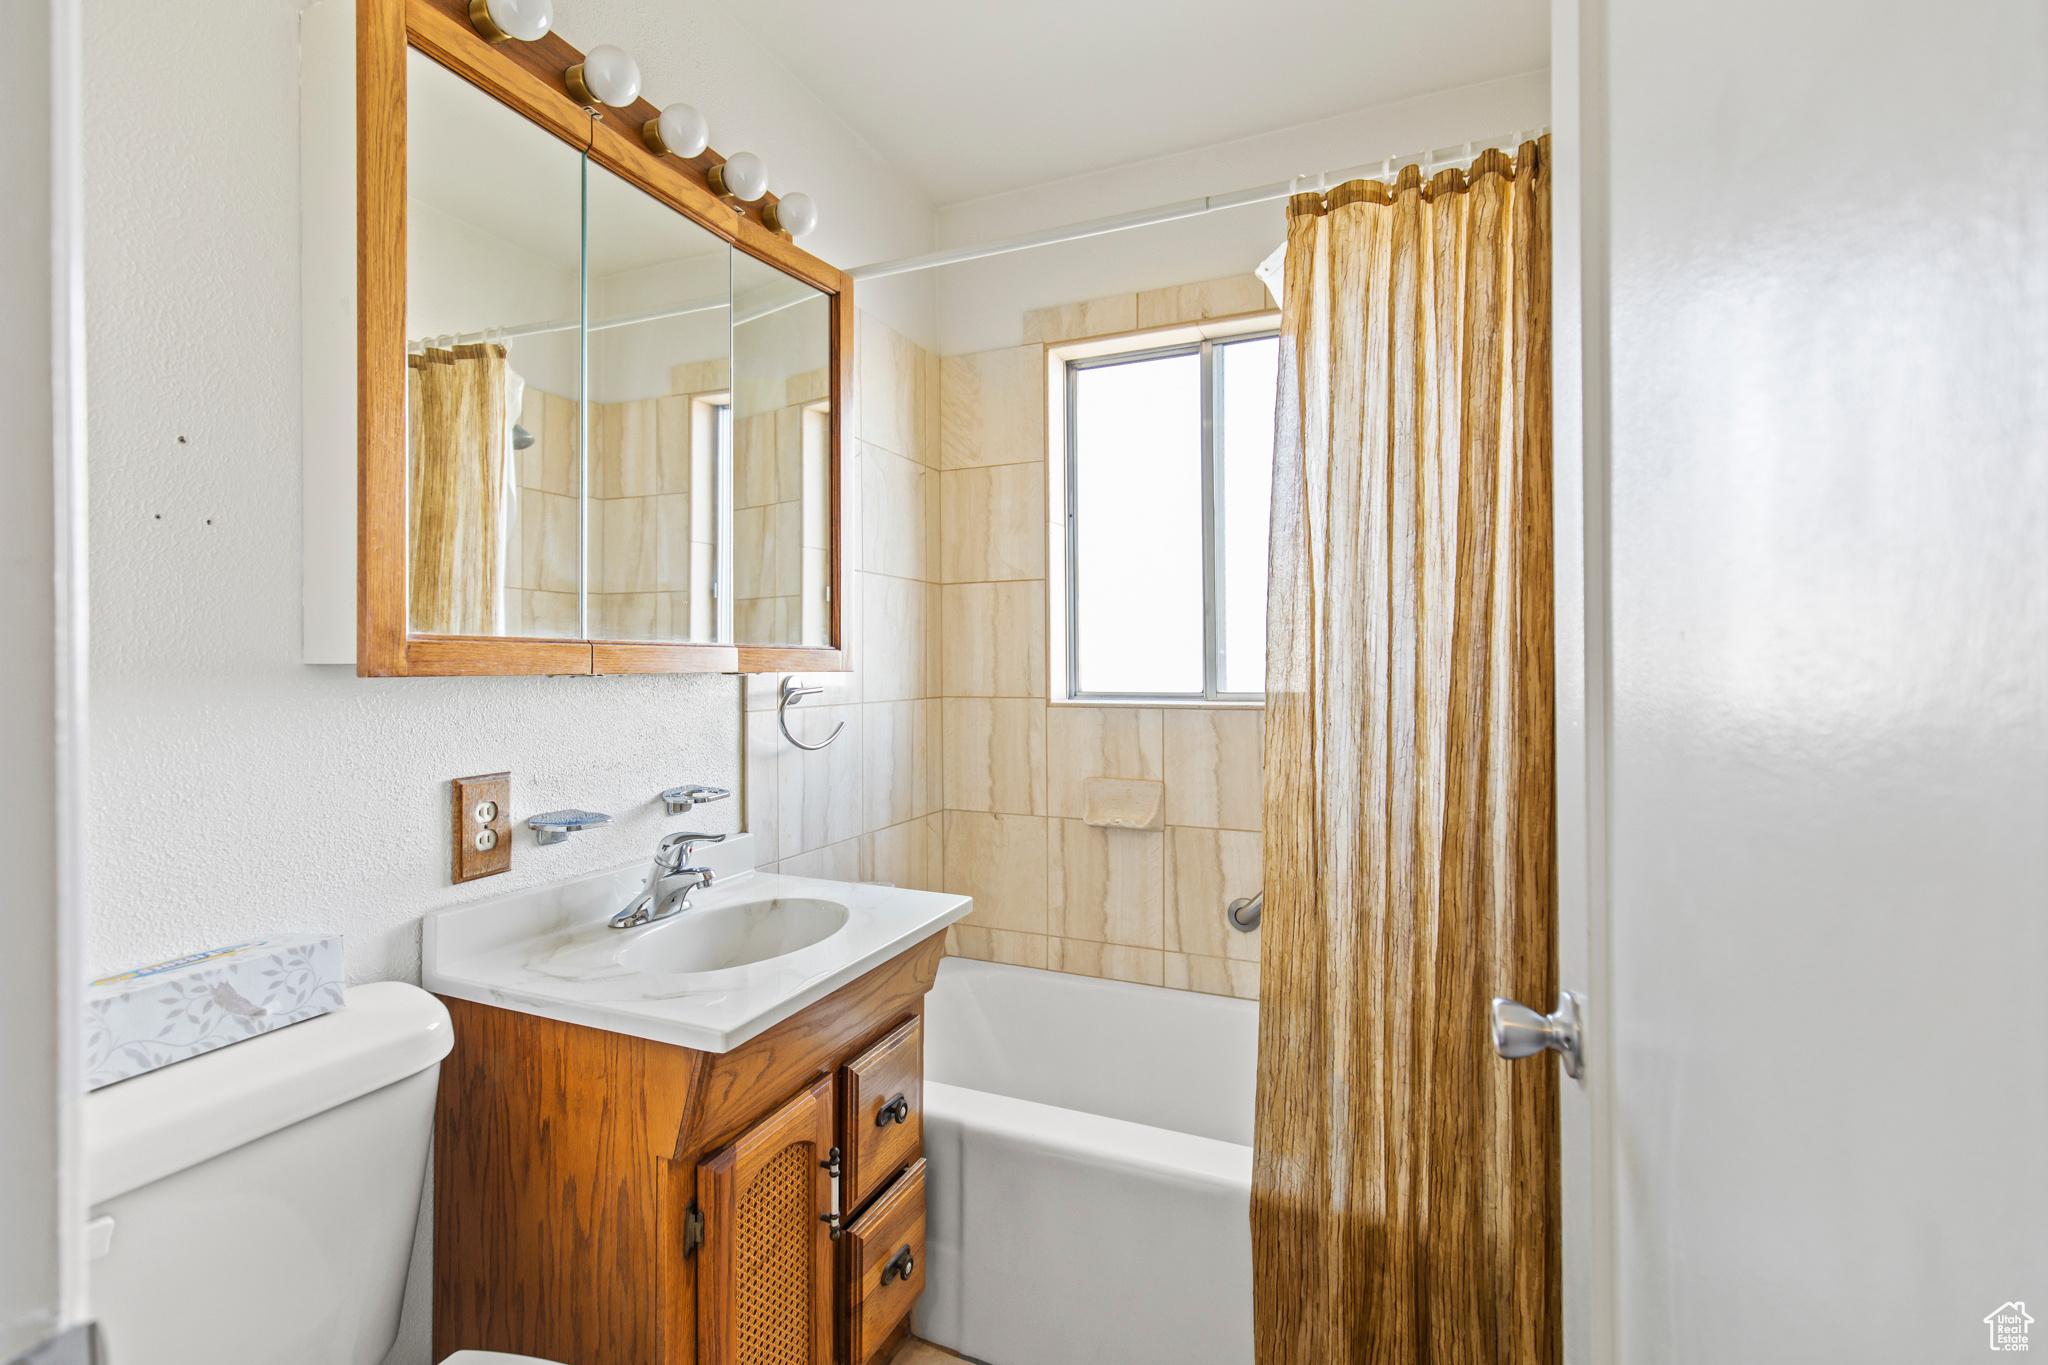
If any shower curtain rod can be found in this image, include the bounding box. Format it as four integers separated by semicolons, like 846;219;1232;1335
409;129;1549;349
848;127;1549;283
409;288;815;353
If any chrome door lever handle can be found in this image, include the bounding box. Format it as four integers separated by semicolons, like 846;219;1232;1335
1491;991;1583;1079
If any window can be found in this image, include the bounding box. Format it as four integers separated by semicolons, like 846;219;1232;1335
1064;332;1278;700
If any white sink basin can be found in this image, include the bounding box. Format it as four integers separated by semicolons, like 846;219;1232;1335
420;835;973;1053
619;897;850;974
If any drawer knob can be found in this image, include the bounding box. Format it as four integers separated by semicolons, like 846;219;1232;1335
881;1246;915;1285
875;1094;911;1127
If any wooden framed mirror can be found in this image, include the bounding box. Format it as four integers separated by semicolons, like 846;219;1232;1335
354;0;850;676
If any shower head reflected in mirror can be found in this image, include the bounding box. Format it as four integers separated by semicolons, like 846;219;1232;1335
512;422;536;450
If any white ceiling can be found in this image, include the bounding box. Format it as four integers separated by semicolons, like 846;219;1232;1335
716;0;1548;205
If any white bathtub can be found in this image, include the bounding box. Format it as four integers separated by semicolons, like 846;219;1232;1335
917;957;1257;1365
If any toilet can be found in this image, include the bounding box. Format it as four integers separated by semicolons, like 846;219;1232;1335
84;980;558;1365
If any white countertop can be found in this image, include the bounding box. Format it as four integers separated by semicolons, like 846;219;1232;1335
422;837;972;1053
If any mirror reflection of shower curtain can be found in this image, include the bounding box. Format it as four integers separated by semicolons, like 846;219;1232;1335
406;343;517;634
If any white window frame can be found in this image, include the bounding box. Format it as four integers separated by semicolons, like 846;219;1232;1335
1046;311;1280;706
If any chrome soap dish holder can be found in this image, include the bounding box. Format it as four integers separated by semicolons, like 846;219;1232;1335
661;783;731;816
528;809;611;846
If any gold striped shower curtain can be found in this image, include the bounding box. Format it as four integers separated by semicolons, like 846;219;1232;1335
407;342;513;635
1253;138;1557;1365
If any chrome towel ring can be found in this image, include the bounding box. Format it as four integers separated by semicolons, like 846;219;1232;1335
778;677;845;752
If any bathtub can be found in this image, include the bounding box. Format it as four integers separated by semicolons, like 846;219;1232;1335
917;957;1257;1365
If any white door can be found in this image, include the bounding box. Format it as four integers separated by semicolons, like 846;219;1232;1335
1553;0;2048;1361
1;0;89;1355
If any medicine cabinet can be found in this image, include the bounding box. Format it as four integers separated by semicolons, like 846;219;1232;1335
338;0;849;676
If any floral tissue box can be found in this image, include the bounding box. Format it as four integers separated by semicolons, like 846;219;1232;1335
85;935;345;1090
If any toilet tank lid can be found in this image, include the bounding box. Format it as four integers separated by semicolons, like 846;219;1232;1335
86;981;454;1206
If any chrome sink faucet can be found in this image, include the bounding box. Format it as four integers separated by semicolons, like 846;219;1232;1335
609;831;727;930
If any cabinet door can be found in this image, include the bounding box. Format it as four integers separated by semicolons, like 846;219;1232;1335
838;1015;922;1211
697;1075;834;1365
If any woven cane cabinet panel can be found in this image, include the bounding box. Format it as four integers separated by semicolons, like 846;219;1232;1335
736;1143;821;1361
699;1078;834;1365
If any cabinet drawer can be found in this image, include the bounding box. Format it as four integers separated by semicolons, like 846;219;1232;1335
840;1158;926;1365
839;1014;921;1210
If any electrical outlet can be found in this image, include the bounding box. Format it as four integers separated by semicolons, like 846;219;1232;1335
452;772;511;883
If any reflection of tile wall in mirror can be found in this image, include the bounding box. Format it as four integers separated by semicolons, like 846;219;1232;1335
405;49;588;638
585;155;733;644
508;385;583;635
732;250;833;646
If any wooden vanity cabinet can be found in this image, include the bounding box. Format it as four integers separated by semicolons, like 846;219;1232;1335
432;932;944;1365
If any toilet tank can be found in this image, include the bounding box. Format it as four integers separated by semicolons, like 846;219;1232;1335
85;981;455;1365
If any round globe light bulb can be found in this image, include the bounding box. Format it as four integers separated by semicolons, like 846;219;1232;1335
647;103;709;159
469;0;551;42
567;44;641;108
713;151;769;202
768;191;818;238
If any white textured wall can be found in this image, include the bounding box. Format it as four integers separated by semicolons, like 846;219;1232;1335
932;69;1548;355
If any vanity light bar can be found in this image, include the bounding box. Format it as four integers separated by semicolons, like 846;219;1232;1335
463;2;820;239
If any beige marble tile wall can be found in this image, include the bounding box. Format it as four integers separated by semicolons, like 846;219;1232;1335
589;393;694;640
733;367;830;645
741;312;945;892
506;385;579;636
937;275;1272;1001
508;362;731;642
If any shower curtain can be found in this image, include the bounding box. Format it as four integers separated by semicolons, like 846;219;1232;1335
407;343;516;635
1253;139;1555;1364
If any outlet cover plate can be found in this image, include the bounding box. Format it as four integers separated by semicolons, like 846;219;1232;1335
452;772;512;883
